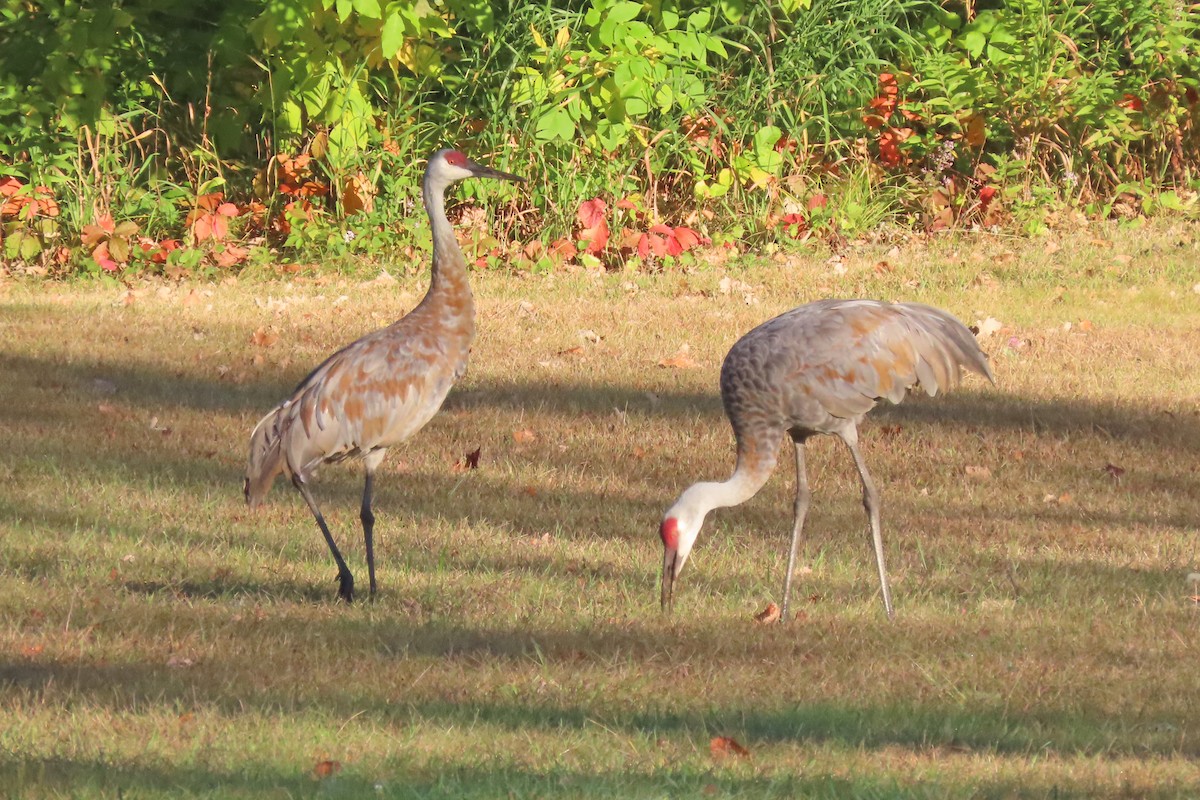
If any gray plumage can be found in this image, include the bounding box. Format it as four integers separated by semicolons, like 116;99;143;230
659;299;995;620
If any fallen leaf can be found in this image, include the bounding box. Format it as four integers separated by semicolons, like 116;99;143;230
754;603;781;624
453;446;482;472
1078;319;1094;332
313;760;341;779
964;465;992;480
512;429;537;443
557;345;585;357
1103;463;1126;479
659;343;697;369
972;316;1003;339
710;736;751;758
251;326;279;347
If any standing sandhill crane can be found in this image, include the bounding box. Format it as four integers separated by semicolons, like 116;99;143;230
659;299;994;620
244;149;523;602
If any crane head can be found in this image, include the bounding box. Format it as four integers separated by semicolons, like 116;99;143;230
430;149;524;185
659;497;706;613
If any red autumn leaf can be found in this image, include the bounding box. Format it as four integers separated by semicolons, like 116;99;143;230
313;760;341;778
779;212;807;238
93;241;120;272
548;237;577;260
710;736;751;758
754;602;781;623
577;198;607;228
1118;93;1144;112
671;225;703;252
862;113;888;130
577;198;610;254
195;192;223;212
877;128;912;168
637;229;668;259
296;180;329;198
217;202;239;218
156;238;181;262
807;193;828;211
978;185;998;213
81;224;110;248
214;244;249;268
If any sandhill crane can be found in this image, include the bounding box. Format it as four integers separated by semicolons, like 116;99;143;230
244;149;523;602
659;299;994;620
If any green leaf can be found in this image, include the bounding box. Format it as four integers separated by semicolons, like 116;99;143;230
752;125;782;161
353;0;382;18
535;107;575;142
380;12;404;58
959;29;986;59
720;0;745;24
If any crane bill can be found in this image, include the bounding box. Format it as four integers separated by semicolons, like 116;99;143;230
466;161;525;183
661;547;678;612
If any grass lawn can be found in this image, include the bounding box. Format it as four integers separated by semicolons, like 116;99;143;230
1;221;1198;798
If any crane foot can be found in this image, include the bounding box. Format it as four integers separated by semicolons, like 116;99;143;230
336;571;355;603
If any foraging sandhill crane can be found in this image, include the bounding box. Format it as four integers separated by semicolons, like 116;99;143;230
659;299;994;620
244;149;523;602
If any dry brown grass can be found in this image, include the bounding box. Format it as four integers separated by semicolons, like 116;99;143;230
1;220;1198;798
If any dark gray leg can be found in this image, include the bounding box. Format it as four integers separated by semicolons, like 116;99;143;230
361;468;377;600
839;426;894;619
293;475;355;603
780;436;812;621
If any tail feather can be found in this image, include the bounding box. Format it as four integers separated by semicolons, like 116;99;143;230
902;303;995;390
244;405;288;508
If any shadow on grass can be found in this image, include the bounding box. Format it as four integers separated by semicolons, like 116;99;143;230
3;346;1199;445
2;557;1196;763
2;755;1127;800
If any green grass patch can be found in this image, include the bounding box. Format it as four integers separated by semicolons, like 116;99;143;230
2;221;1199;798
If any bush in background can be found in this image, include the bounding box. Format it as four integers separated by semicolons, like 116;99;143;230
1;0;1196;276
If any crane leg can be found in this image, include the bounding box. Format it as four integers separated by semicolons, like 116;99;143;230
361;467;377;601
840;428;894;620
780;436;811;622
293;475;355;603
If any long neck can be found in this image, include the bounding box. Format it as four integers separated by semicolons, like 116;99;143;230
420;172;473;307
684;434;780;516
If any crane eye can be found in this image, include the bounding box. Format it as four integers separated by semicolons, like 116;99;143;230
444;150;467;167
